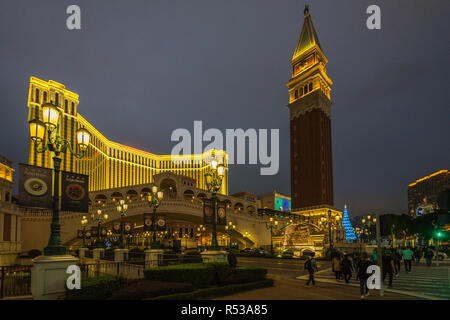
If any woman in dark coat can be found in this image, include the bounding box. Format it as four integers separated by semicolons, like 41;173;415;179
341;254;354;283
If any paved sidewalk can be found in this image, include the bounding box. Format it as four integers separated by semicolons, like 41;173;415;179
296;265;450;300
216;274;419;300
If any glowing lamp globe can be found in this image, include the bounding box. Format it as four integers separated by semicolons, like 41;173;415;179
42;103;60;130
210;159;218;170
217;165;225;176
157;191;163;199
152;186;158;193
76;127;91;151
28;119;46;142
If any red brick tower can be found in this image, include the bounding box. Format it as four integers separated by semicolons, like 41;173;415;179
287;7;334;211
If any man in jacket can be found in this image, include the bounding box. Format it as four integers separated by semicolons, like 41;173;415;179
402;247;414;273
304;253;318;287
357;252;372;299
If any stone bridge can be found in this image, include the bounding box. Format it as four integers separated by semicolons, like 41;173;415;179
21;172;282;252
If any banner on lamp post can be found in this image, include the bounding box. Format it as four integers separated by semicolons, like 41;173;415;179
18;163;53;209
61;171;89;212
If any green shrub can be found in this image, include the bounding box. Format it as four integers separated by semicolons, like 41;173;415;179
144;263;229;288
109;280;193;300
65;275;127;300
227;251;237;270
223;266;267;285
149;279;274;300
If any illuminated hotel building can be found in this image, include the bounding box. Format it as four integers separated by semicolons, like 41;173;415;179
26;77;228;195
408;170;449;217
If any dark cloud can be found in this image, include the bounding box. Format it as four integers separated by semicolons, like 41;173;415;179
0;0;449;218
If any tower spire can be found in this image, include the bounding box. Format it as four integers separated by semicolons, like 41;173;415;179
292;6;323;63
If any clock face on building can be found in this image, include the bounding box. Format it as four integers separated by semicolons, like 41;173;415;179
24;178;48;196
125;224;131;232
85;231;91;238
65;183;85;201
144;218;152;226
218;208;226;218
157;218;166;227
113;223;120;231
77;230;83;238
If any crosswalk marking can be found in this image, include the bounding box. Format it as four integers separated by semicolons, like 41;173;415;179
297;265;450;300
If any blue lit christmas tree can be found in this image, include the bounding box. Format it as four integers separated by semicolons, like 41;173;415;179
342;204;356;242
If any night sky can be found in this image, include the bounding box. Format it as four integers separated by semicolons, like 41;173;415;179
1;0;449;217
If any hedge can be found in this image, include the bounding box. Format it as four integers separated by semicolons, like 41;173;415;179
148;279;274;300
223;266;267;285
144;263;229;288
65;275;127;300
109;280;193;300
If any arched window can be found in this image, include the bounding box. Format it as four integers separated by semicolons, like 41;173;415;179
55;93;59;106
304;85;308;94
299;87;303;96
65;100;68;113
294;90;298;99
35;89;40;103
309;83;313;92
43;91;47;102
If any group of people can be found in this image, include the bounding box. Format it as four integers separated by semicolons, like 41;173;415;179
304;246;436;299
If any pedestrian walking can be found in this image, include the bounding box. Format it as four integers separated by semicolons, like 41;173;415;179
402;247;414;273
331;252;342;281
394;249;402;276
304;253;318;287
370;250;378;265
414;247;422;265
357;252;372;299
424;247;434;267
341;254;354;283
382;250;395;288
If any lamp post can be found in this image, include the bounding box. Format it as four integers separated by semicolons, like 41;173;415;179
81;215;88;248
243;232;251;249
91;209;109;248
362;215;377;242
204;152;225;251
319;210;341;250
265;217;279;255
116;199;128;249
28;102;91;255
224;221;236;249
197;225;206;249
144;185;164;249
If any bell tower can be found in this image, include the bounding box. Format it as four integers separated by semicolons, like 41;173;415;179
287;6;334;211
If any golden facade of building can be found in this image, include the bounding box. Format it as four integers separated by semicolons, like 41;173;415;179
27;77;228;194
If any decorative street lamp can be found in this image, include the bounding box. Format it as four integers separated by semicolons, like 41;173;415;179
116;199;128;249
224;221;236;249
362;215;376;241
319;210;341;250
144;185;164;249
204;152;225;251
91;209;109;248
197;225;206;249
81;215;88;248
265;217;279;255
243;232;251;249
28;102;91;255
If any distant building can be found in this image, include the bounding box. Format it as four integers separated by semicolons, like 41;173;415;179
258;191;291;212
0;155;22;266
408;170;450;217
